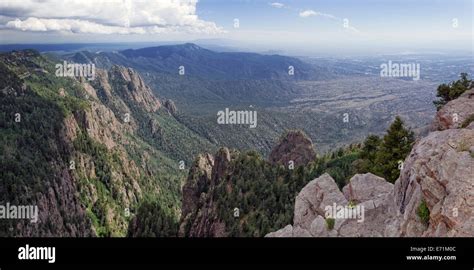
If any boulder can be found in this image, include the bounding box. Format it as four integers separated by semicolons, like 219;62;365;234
431;89;474;131
293;173;347;230
343;173;393;203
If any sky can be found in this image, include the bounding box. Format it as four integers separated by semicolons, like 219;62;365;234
0;0;472;55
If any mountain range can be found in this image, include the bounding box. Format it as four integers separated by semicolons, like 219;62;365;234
68;43;323;80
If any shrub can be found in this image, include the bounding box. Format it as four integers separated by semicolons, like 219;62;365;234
417;200;430;225
348;200;357;208
325;218;335;230
433;73;473;110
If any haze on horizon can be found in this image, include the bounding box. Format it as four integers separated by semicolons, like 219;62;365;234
0;0;472;56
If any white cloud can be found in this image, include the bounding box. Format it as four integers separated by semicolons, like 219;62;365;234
269;2;285;8
299;9;360;33
299;10;317;18
299;10;336;20
0;0;224;34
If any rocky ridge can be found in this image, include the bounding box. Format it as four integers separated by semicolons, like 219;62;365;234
179;148;233;237
0;51;184;236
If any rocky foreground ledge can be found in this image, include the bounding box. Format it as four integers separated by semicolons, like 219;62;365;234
267;91;474;237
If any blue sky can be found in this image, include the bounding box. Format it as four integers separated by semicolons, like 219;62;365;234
0;0;472;55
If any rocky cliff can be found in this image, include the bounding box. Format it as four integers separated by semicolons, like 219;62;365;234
0;51;188;237
179;149;232;237
108;65;162;113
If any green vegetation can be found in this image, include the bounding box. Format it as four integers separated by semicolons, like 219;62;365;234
354;117;414;183
433;73;473;110
0;52;85;236
181;144;361;237
0;50;191;237
417;200;430;225
127;200;179;237
321;147;360;189
373;117;415;183
325;218;335;230
73;132;126;236
212;151;298;237
71;128;185;236
348;200;356;208
181;116;412;236
354;135;381;174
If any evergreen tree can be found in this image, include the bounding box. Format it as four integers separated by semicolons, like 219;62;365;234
374;116;414;183
433;73;473;110
127;200;178;237
360;135;381;161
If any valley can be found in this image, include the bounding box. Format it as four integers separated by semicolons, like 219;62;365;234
65;44;453;154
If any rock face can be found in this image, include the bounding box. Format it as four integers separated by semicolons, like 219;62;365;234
109;65;161;112
179;149;230;237
180;153;214;225
11;164;94;237
343;173;393;204
395;128;474;236
148;118;162;139
432;89;474;131
164;99;177;115
74;101;131;150
269;130;316;167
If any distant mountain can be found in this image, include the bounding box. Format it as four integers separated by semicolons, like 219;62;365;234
67;43;331;81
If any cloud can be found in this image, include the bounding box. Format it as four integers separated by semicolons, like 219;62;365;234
299;10;317;18
299;10;336;20
0;0;224;34
299;9;360;33
269;2;285;8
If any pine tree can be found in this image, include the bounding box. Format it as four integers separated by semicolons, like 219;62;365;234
374;116;414;183
433;73;473;110
360;135;381;161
